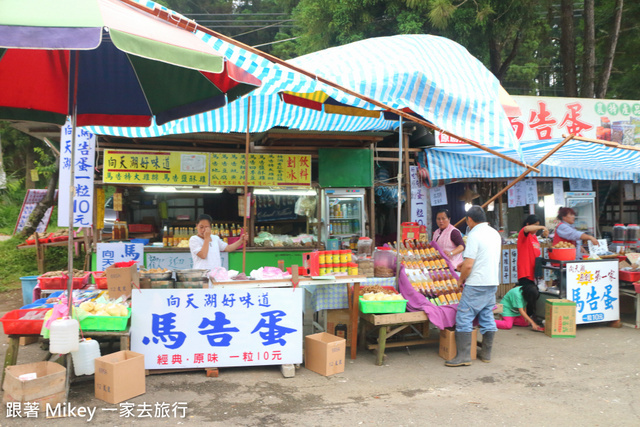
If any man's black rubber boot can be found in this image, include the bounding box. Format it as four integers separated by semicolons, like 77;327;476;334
445;331;473;367
478;331;495;363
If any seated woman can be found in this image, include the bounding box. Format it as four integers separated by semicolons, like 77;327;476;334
495;283;543;331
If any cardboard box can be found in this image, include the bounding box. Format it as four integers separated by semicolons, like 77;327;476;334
545;299;576;338
106;264;139;299
95;351;145;404
3;361;65;403
304;332;346;376
326;309;352;347
439;328;477;360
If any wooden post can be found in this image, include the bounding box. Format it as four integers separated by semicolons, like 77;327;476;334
619;180;624;223
242;98;251;274
454;135;575;228
403;133;411;222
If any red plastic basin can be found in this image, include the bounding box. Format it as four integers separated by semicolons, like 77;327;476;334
620;270;640;283
0;309;49;335
549;248;576;261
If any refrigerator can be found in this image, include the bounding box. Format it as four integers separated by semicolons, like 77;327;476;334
565;192;597;236
322;188;367;246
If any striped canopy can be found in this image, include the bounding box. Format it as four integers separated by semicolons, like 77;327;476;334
427;139;640;182
89;32;519;156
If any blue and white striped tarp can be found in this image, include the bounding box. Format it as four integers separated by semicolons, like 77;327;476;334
427;138;640;181
87;7;520;158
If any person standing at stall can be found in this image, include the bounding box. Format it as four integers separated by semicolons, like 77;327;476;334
553;207;598;259
446;206;501;367
432;209;466;269
189;214;247;270
517;215;548;287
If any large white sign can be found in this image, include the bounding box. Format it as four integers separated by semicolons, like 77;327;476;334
436;96;640;146
429;185;448;207
58;120;96;227
565;260;619;324
409;166;428;226
132;288;303;369
97;242;144;271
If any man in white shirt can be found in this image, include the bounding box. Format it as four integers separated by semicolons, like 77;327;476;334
189;214;247;270
446;205;501;367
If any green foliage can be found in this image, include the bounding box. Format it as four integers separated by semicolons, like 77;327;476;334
0;237;84;292
427;0;458;30
0;176;25;235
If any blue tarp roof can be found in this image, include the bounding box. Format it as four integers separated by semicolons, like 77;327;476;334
427;138;640;182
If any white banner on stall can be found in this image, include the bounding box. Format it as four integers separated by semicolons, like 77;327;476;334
501;249;510;284
409;166;428;226
569;178;592;192
553;179;565;206
96;242;144;271
58;120;96;227
509;248;518;283
132;288;303;369
566;261;619;324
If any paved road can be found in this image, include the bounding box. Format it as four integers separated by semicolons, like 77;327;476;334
0;302;638;426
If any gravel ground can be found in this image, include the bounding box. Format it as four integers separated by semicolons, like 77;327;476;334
0;288;638;427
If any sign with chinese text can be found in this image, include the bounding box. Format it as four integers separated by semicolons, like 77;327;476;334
569;178;593;192
144;252;229;271
565;260;619;324
58;120;96;227
97;242;144;271
524;179;538;205
210;153;311;187
507;180;526;208
553;179;565;206
511;96;640;145
429;185;447;207
103;150;209;186
13;189;57;235
409;166;428;227
436;96;640;146
131;288;303;369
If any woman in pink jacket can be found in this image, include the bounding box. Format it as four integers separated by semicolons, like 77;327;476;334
432;209;465;269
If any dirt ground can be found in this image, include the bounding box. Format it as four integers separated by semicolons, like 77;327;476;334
0;288;638;426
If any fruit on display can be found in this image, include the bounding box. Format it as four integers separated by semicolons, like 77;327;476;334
552;242;575;249
78;301;129;317
393;239;461;306
361;292;405;301
41;269;86;278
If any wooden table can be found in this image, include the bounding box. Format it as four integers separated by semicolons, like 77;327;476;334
620;286;640;329
17;236;91;273
359;311;436;365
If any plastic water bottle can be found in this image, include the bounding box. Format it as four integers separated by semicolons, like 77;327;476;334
49;318;79;354
71;338;101;376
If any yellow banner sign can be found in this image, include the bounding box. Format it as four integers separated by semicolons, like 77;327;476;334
103;150;209;185
210;153;311;187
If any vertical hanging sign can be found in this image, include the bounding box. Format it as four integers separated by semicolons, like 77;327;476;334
58;120;96;227
409;166;428;225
